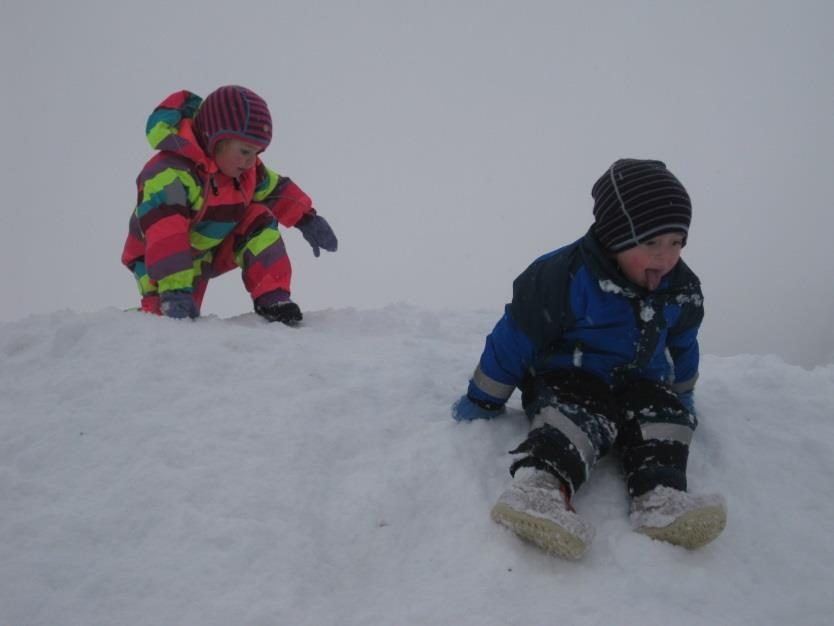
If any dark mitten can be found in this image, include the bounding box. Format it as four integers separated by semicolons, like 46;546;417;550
296;213;338;257
159;290;199;319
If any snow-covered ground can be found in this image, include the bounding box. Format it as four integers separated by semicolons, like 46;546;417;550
1;305;832;625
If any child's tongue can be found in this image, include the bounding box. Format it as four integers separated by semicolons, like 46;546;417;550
645;269;662;291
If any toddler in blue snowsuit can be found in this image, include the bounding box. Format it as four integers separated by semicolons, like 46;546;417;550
453;159;726;559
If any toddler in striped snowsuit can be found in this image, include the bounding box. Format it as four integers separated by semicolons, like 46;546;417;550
121;85;337;324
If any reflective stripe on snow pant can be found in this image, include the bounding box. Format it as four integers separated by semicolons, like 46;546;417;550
510;370;696;497
617;378;696;497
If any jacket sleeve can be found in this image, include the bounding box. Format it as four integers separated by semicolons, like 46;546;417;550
135;167;202;294
467;307;536;407
254;162;313;227
667;292;704;393
467;249;575;408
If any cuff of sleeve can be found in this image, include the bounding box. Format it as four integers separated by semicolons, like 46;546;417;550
470;364;515;402
671;372;699;394
466;393;505;411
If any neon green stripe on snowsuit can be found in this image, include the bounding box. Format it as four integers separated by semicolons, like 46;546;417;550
158;268;194;293
235;227;282;267
137;169;203;218
137;253;214;296
132;261;155;296
190;229;223;251
147;116;179;150
253;166;280;202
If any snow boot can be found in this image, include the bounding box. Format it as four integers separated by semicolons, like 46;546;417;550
255;301;303;325
631;485;727;549
491;468;595;560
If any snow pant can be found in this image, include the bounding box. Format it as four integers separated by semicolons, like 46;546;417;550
511;369;697;498
132;204;292;315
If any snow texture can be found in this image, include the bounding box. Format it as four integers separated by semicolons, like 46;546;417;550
2;306;833;626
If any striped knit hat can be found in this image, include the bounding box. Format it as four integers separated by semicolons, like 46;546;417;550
591;159;691;252
193;85;272;156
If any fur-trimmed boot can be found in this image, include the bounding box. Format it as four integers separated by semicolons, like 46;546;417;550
631;485;727;549
491;468;595;559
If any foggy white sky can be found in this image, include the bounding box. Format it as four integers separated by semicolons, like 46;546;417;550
1;0;832;366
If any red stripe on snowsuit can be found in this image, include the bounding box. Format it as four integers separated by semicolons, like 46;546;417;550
144;216;192;281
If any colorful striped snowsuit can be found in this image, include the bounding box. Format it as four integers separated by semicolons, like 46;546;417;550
121;90;312;314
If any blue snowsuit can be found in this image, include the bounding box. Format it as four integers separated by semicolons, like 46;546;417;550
468;228;704;497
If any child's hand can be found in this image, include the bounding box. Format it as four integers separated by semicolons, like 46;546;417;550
160;290;199;319
296;213;338;257
451;395;505;422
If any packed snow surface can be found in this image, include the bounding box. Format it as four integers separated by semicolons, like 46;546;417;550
1;306;833;626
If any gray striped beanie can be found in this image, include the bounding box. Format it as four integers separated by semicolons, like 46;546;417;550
591;159;691;252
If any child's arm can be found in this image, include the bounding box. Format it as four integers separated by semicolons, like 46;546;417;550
455;250;575;420
668;299;704;413
466;308;536;408
253;162;313;227
453;309;535;421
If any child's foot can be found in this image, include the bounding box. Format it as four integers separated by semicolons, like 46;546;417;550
630;485;727;549
491;468;594;559
255;301;303;325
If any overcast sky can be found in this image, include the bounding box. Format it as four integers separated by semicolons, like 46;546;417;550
1;0;832;366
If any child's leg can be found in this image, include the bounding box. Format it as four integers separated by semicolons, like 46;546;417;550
512;369;620;495
219;202;292;305
491;369;613;558
616;379;726;548
615;378;696;497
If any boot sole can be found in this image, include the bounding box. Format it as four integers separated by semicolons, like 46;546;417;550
637;504;726;549
491;502;589;560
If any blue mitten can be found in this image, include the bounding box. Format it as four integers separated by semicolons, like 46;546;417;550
296;213;338;257
676;389;696;415
160;290;199;319
451;395;504;422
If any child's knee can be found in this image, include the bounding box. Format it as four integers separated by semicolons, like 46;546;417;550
522;369;617;421
617;378;691;420
513;369;620;494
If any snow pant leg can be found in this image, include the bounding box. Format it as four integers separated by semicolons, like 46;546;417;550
511;369;620;496
226;202;293;303
616;378;697;498
186;204;293;310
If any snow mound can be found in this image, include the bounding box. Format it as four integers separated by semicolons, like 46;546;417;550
1;306;833;626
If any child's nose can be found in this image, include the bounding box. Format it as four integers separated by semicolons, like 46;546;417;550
655;244;678;267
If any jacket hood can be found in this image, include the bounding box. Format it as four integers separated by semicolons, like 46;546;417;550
145;90;213;170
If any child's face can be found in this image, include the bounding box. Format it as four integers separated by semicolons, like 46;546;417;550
213;139;262;177
614;232;685;291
